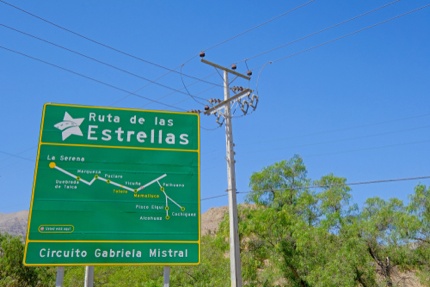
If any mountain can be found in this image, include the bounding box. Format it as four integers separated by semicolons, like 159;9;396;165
0;208;424;286
0;210;28;238
0;208;227;238
201;206;228;235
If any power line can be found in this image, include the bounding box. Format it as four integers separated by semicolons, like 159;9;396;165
112;71;217;109
0;24;209;102
242;0;401;62
0;45;184;111
271;3;430;64
201;175;430;201
0;1;225;108
179;64;208;106
303;139;430;159
346;176;430;187
254;113;430;145
0;0;316;107
144;0;318;104
200;111;430;156
131;0;317;108
201;194;228;201
242;138;430;164
180;0;317;67
251;2;430;93
244;125;430;153
204;0;317;53
0;0;220;88
0;149;34;163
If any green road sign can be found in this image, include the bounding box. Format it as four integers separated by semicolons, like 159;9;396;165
24;103;200;266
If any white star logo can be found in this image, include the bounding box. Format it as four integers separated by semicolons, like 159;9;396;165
54;112;85;141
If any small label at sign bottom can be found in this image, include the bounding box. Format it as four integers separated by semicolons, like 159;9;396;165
38;225;74;233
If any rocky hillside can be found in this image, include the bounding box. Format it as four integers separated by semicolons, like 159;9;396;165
201;206;228;235
0;208;228;238
0;208;424;286
0;210;28;237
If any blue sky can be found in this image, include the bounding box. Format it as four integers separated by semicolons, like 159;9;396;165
1;0;429;214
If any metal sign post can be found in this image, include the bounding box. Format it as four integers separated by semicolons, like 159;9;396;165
55;267;64;287
84;266;94;287
163;266;171;287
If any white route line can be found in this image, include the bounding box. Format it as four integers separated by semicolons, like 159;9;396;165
51;163;185;219
158;181;183;209
165;193;182;209
138;174;167;191
78;177;97;186
97;176;135;192
53;164;165;192
54;165;78;181
165;192;169;217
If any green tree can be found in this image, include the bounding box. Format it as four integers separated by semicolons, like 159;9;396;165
0;232;55;287
248;155;309;209
227;156;384;286
170;235;230;286
62;235;229;286
358;197;418;286
407;184;430;283
243;155;313;286
302;175;377;287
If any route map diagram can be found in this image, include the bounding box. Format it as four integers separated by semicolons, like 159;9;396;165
49;162;186;220
29;143;199;243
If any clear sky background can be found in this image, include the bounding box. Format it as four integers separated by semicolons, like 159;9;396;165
1;0;429;214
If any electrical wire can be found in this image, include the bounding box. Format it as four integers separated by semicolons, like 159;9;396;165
253;113;430;145
111;72;217;109
0;149;34;163
271;3;430;64
179;64;208;106
180;0;317;67
198;112;430;161
241;0;401;63
0;45;185;111
346;176;430;187
243;125;430;154
204;0;317;53
304;139;430;158
201;194;228;201
0;24;210;101
157;0;318;108
0;0;316;108
201;175;430;201
0;0;220;88
256;139;430;163
255;60;272;96
0;1;228;109
178;0;319;108
0;0;430;196
251;2;430;95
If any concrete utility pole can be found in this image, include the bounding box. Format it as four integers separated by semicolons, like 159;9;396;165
201;57;256;287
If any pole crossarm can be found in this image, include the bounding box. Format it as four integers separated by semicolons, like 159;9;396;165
204;88;252;115
201;59;251;80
